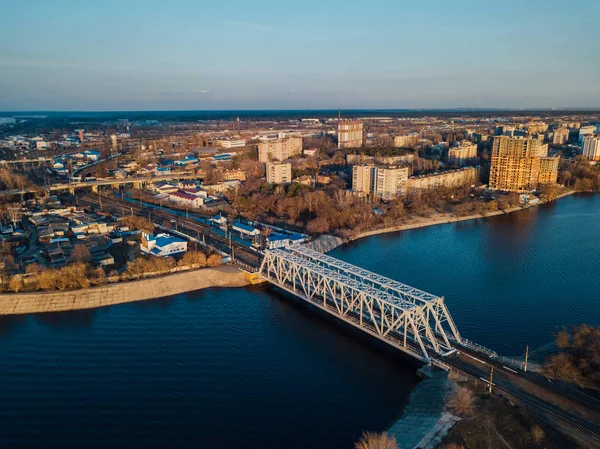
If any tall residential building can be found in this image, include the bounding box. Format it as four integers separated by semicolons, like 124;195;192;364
489;136;556;192
374;166;409;199
394;134;419;148
538;157;560;184
583;135;600;161
266;162;292;184
111;134;118;150
448;142;478;165
352;164;374;194
579;125;597;143
526;121;548;135
337;120;363;148
352;165;408;199
258;137;302;162
552;127;569;145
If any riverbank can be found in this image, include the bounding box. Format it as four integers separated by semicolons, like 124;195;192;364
308;190;577;254
0;265;250;315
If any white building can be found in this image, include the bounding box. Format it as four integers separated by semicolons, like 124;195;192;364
579;125;597;143
141;232;188;257
352;165;408;199
168;191;204;208
583;135;600;161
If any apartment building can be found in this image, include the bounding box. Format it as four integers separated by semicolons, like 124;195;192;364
374;166;409;199
448;142;477;165
538;157;560;184
407;167;477;192
352;164;408;199
258;137;303;162
552;127;569;145
489;136;556;192
352;165;375;194
583;135;600;161
579;125;597;143
394;134;419;148
338;120;363;148
266;162;292;184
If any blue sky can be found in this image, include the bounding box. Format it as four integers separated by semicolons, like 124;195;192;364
1;0;599;111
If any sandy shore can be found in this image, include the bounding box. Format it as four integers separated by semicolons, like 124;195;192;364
0;266;251;315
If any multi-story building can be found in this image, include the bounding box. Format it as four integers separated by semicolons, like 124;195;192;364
266;162;292;184
222;168;247;181
579;125;597;143
258;137;302;162
337;120;363;148
472;132;489;144
526;121;548;135
448;142;478;165
489;136;556;192
407;167;478;192
552;127;569;145
352;164;374;194
352;165;408;199
582;135;600;161
394;134;419;148
212;138;246;148
374;166;409;199
538;157;560;184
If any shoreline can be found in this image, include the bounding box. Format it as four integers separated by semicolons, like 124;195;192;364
0;266;251;315
345;190;576;247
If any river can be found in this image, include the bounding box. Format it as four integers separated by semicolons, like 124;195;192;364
0;193;598;448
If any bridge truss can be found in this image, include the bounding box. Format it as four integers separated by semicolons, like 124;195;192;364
259;245;462;364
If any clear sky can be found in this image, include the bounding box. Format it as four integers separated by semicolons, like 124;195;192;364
1;0;599;111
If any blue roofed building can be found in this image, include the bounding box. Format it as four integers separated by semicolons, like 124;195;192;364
141;232;188;257
232;220;260;239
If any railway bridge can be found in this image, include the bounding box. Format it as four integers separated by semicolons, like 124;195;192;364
258;244;491;368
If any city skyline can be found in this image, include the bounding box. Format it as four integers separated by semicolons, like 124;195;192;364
1;0;600;111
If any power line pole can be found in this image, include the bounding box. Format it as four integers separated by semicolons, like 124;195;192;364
488;366;494;394
524;345;529;373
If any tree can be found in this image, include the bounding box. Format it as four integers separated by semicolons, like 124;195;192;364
306;217;329;234
7;276;23;293
69;244;92;264
206;254;222;267
531;425;545;445
354;432;398;449
447;387;475;416
178;251;207;267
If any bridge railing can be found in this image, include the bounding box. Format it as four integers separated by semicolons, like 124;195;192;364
457;338;498;359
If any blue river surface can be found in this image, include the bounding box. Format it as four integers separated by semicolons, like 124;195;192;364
0;193;599;448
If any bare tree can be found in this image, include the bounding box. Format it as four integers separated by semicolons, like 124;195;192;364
354;432;398;449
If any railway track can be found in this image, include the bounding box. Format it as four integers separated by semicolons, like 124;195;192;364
75;193;261;268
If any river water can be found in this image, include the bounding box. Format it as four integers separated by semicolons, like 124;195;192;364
0;194;598;448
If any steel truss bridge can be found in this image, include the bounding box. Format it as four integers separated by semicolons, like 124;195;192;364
259;245;464;368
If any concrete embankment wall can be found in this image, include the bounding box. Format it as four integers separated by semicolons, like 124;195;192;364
0;266;250;315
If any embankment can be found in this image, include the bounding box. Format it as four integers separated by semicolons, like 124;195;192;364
0;266;250;315
351;190;575;243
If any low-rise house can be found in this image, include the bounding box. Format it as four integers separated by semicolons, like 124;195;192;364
141;232;188;257
209;214;228;229
168;191;204;208
232;221;260;239
151;182;179;194
174;155;199;166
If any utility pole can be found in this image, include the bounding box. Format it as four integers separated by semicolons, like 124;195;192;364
488;366;494;394
524;345;529;372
